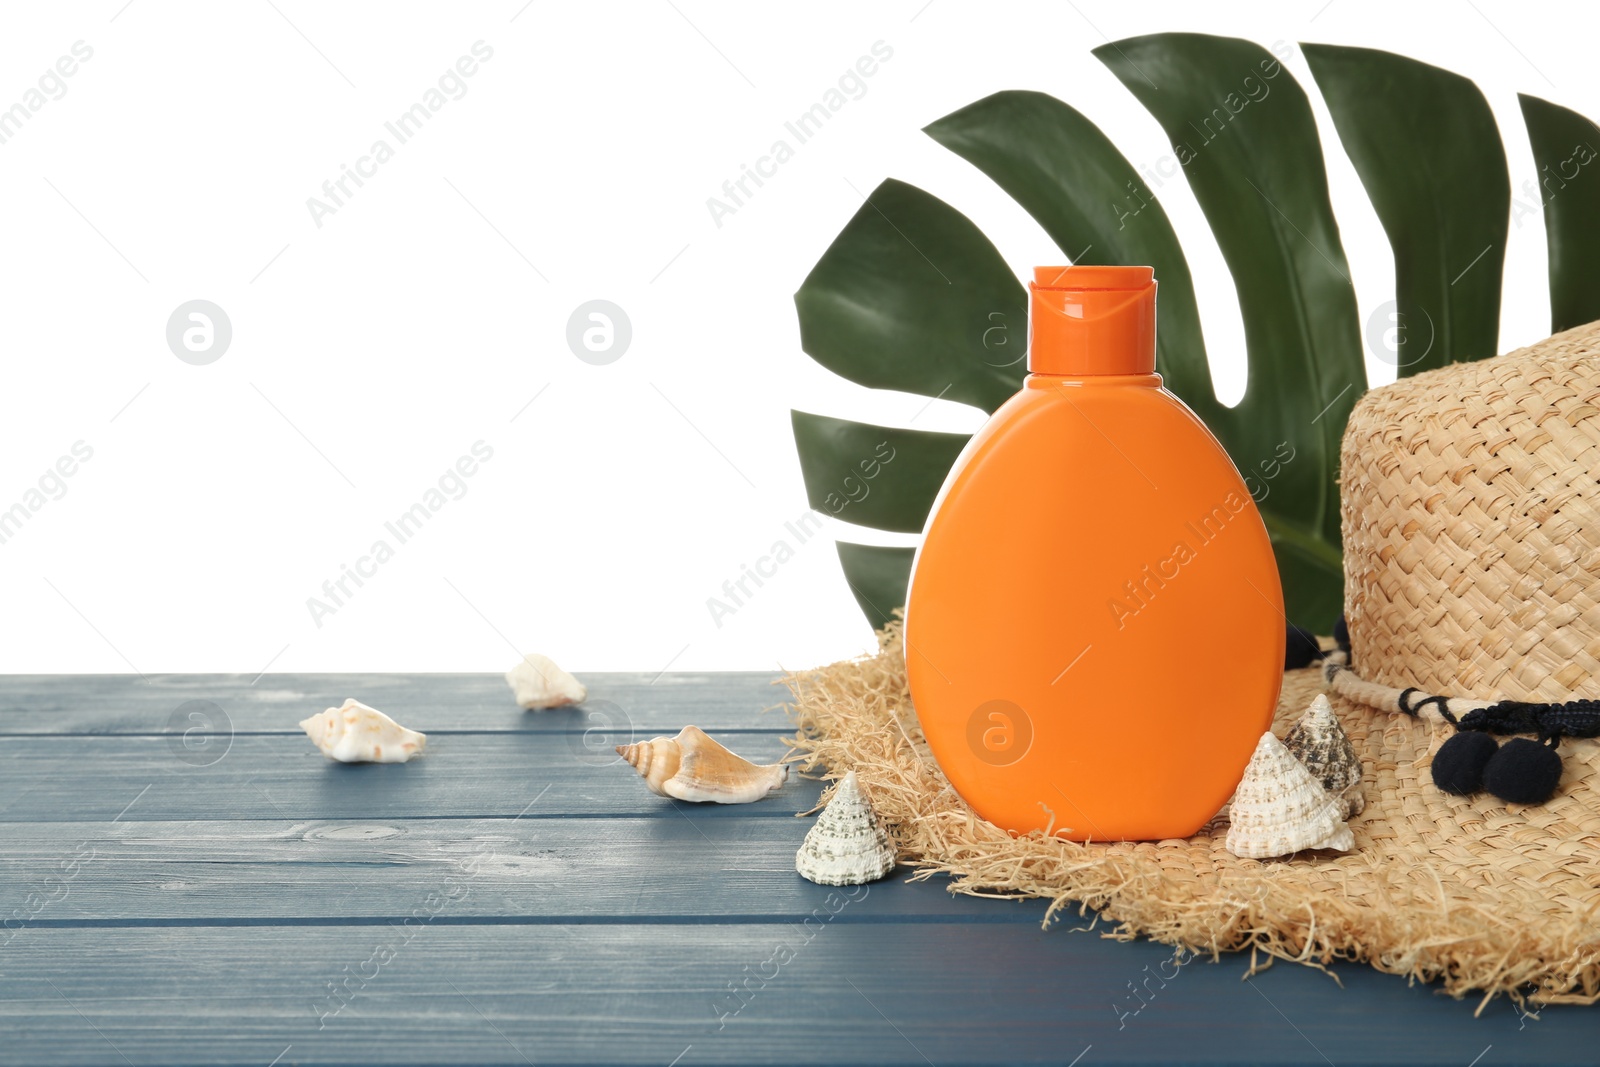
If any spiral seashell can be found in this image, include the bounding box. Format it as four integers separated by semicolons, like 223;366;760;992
1225;732;1353;859
615;725;787;804
796;771;896;886
614;735;682;795
1283;694;1365;817
299;699;425;764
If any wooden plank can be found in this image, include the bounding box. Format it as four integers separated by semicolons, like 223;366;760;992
6;674;1590;1065
0;672;795;734
0;817;1047;924
0;924;1586;1066
0;734;820;821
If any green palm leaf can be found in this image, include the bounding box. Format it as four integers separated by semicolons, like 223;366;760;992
791;33;1600;636
835;543;917;633
790;412;968;534
923;90;1221;425
1096;34;1360;603
794;179;1026;414
1304;44;1509;372
1518;94;1600;332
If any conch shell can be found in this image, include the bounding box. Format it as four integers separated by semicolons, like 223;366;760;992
1225;732;1353;859
795;771;896;886
615;725;787;803
1283;694;1365;817
506;653;586;709
300;699;425;763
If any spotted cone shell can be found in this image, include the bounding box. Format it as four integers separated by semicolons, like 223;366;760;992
1283;694;1365;817
795;771;896;886
1225;732;1353;860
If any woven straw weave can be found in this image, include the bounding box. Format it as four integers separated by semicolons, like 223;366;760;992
1341;320;1600;702
785;626;1600;1008
786;324;1600;1005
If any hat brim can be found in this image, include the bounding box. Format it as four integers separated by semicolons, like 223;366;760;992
1288;660;1600;1001
785;623;1600;1006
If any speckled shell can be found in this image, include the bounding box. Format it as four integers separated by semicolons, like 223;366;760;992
299;699;425;763
615;725;787;804
1225;732;1353;860
795;771;896;886
506;653;587;709
1284;694;1365;817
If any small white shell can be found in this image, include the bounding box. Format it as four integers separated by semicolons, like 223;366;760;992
1283;693;1365;817
615;725;787;804
796;771;896;886
1225;732;1353;860
506;653;586;709
299;699;425;764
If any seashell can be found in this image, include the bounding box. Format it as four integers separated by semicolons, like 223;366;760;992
615;725;787;803
300;699;425;763
796;771;896;886
1225;732;1353;860
1283;694;1365;817
506;653;586;709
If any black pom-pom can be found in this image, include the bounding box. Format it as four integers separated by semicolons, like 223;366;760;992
1431;731;1497;795
1285;624;1322;670
1483;737;1563;805
1333;613;1351;656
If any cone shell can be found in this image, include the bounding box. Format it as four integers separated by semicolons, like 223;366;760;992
796;771;896;886
1225;732;1354;859
506;653;587;709
615;725;787;804
299;699;425;763
1284;694;1366;817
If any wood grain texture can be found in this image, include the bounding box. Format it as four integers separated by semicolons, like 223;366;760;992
4;924;1592;1066
0;672;790;734
0;817;1047;923
1;672;1593;1066
0;733;816;821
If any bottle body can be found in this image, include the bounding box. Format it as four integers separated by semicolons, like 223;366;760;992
904;371;1284;841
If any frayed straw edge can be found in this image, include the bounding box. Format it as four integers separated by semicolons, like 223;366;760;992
779;616;1600;1013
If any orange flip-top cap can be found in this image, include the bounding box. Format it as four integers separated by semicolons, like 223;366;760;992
1028;265;1157;376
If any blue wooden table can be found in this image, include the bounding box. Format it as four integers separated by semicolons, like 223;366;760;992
0;672;1594;1065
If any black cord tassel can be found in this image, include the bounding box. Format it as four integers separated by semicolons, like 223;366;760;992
1457;699;1600;742
1481;737;1564;805
1309;625;1591;806
1285;624;1322;670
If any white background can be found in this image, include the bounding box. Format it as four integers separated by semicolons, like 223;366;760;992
0;0;1591;675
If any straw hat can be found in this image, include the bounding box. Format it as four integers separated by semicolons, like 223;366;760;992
784;323;1600;1005
1323;319;1600;804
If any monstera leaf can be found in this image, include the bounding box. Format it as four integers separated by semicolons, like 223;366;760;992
793;33;1599;631
1303;43;1510;372
1518;93;1600;332
791;179;1026;624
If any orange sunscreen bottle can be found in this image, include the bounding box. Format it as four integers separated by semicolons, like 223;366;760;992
904;265;1284;841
